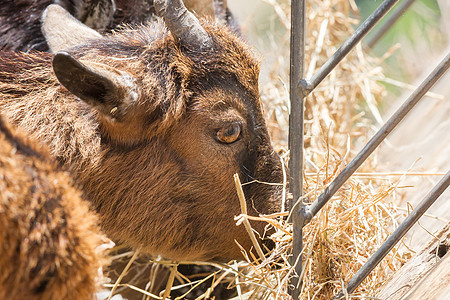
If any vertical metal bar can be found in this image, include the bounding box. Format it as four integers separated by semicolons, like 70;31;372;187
288;0;305;209
365;0;416;49
335;170;450;299
288;0;306;298
304;52;450;223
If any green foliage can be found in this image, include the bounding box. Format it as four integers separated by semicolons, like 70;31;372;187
358;0;444;77
355;0;446;107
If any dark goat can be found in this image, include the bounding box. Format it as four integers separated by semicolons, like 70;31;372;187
0;0;237;52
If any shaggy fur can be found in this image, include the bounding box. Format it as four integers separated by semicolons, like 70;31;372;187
0;117;107;300
0;20;283;262
0;0;52;51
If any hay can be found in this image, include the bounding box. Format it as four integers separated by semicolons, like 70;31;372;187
102;0;415;299
259;0;385;151
103;168;412;299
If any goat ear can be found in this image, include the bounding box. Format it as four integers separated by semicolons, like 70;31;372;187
42;4;102;53
53;52;137;120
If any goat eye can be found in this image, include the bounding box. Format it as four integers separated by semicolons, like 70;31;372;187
216;123;241;144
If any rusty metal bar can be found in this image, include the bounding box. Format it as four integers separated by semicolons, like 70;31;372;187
300;0;400;96
304;52;450;223
288;0;306;297
335;170;450;298
365;0;416;49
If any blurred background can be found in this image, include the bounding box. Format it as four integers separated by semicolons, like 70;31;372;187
228;0;448;100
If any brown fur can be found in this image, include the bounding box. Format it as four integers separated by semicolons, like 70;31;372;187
0;117;107;300
0;20;282;262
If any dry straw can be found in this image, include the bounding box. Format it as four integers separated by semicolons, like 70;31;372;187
103;0;417;299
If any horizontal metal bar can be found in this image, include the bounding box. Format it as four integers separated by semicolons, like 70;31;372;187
299;0;400;96
365;0;416;49
335;170;450;299
304;52;450;223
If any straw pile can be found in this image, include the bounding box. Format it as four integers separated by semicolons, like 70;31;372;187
103;0;412;299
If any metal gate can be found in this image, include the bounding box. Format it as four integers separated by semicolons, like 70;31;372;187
287;0;450;298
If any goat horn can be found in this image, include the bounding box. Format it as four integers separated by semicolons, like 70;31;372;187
153;0;212;50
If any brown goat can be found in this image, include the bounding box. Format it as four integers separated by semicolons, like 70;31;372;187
0;1;283;262
0;117;107;300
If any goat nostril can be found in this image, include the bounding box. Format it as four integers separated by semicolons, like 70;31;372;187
436;242;449;258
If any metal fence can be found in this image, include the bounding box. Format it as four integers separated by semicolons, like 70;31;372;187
287;0;450;298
